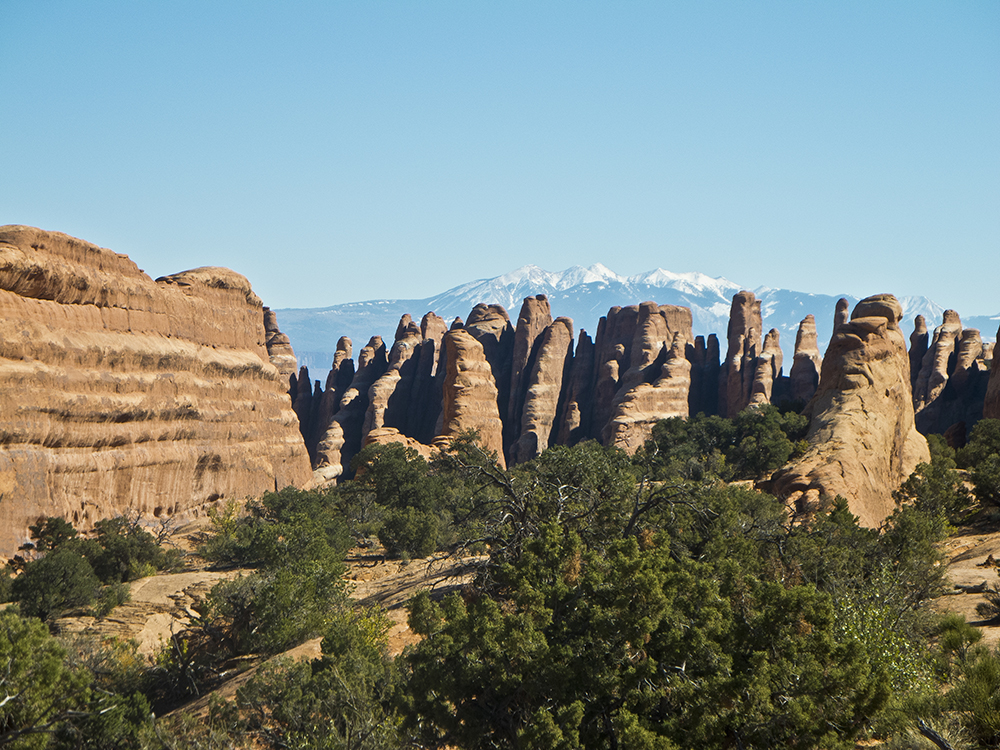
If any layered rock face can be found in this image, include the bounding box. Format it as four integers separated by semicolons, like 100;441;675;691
0;226;311;555
767;295;929;527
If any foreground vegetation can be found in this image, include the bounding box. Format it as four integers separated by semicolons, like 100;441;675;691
3;409;1000;749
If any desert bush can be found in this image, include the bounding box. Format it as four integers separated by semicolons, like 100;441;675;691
0;609;93;748
200;487;351;569
958;419;1000;507
11;548;101;620
92;581;132;619
638;405;808;483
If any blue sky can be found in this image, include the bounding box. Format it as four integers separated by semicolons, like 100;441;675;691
2;2;997;315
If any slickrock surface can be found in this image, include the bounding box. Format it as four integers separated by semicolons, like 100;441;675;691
789;315;822;404
362;426;437;462
55;569;240;656
0;226;311;556
766;294;929;527
435;329;507;467
511;317;574;464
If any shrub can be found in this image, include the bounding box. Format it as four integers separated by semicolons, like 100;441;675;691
958;419;1000;507
91;582;132;619
11;548;101;620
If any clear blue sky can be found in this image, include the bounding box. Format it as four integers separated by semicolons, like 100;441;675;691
3;1;997;314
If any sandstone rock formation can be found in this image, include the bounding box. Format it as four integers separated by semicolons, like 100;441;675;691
463;304;515;435
908;316;928;390
312;336;387;483
363;319;423;436
0;226;311;556
913;310;963;426
719;291;763;417
749;329;783;406
767;294;929;527
789;315;822;404
263;307;298;379
603;333;691;453
986;323;1000;420
435;329;506;467
556;331;596;446
511;317;574;464
687;334;720;417
834;297;850;330
911;312;992;437
506;296;553;456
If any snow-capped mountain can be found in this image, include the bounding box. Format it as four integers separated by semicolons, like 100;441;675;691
275;265;995;372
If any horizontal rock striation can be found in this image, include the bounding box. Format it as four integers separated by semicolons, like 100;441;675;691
0;226;311;556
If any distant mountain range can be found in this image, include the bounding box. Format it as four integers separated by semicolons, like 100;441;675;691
275;265;999;371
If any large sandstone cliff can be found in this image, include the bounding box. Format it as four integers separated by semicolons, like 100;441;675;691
0;226;312;555
767;295;929;527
